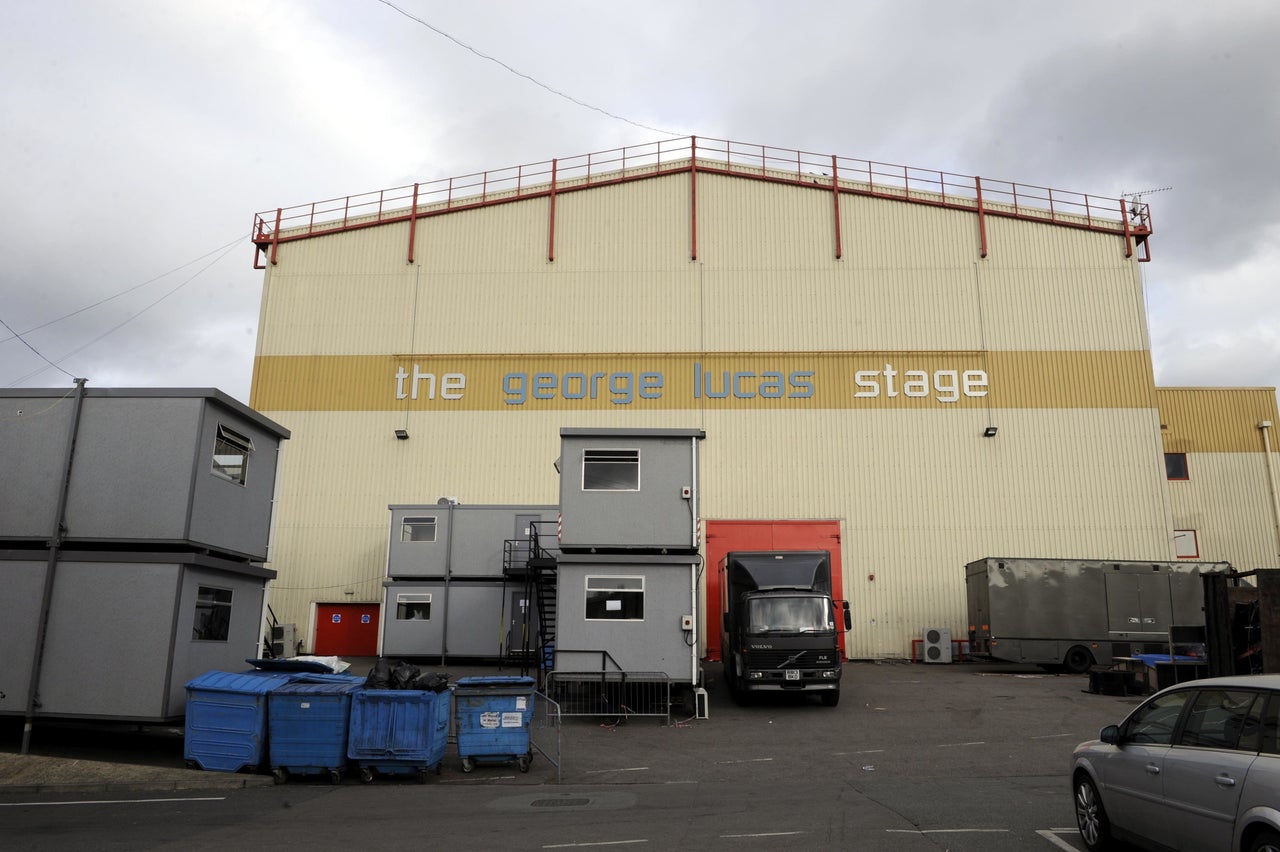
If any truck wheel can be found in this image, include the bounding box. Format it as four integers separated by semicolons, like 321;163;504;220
821;691;840;707
1064;646;1095;674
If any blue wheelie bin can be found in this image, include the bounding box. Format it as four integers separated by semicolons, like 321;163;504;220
347;688;452;783
268;680;363;784
454;676;536;773
184;670;299;772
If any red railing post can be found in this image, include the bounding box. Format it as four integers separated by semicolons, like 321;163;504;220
690;136;698;261
974;178;989;259
269;207;282;266
831;154;843;260
407;182;420;264
548;158;558;262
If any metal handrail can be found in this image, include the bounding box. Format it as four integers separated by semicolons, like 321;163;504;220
252;135;1151;254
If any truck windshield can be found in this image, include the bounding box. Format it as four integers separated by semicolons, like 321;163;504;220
746;596;834;635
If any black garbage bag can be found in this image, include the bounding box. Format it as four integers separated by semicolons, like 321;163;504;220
365;658;395;689
390;660;421;689
411;672;450;692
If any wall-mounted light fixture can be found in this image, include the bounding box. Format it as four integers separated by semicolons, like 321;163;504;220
982;426;998;438
394;429;409;440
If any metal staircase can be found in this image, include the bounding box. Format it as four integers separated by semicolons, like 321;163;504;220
501;520;558;682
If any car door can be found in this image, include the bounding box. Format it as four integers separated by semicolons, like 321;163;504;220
1097;689;1192;848
1161;687;1264;852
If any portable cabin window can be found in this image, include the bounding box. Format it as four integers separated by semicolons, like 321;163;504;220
1174;529;1200;559
396;593;432;621
211;424;253;486
401;516;438;542
192;586;233;641
1165;452;1189;480
582;448;640;491
585;575;644;621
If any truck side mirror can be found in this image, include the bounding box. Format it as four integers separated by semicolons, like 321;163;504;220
841;600;852;631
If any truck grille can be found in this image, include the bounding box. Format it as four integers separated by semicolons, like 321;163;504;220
746;649;836;669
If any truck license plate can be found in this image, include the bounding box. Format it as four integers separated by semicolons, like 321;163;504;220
784;669;800;681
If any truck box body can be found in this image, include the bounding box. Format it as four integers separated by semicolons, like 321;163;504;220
720;551;849;706
965;557;1232;671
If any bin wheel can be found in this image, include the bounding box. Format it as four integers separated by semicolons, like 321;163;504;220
272;768;288;785
435;762;443;776
360;767;374;784
417;769;428;784
517;755;530;773
328;769;342;785
462;757;475;773
185;759;199;770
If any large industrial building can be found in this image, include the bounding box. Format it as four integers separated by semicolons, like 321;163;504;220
247;136;1280;663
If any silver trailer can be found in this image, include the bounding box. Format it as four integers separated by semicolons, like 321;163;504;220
965;557;1233;672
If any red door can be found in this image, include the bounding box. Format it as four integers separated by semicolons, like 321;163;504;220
314;603;380;656
704;520;845;662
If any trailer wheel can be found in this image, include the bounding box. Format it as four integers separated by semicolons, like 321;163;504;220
1064;645;1095;674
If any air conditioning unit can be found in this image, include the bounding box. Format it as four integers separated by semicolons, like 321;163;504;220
922;627;952;664
271;623;297;658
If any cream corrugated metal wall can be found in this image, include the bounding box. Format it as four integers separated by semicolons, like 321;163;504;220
252;166;1233;658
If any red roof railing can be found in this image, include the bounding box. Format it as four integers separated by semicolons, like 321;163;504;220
252;136;1151;266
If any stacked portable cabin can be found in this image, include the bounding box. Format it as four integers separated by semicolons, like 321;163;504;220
548;428;706;713
0;387;289;724
379;503;558;661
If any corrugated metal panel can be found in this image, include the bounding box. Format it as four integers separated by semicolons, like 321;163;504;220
1166;453;1280;570
1158;387;1280;452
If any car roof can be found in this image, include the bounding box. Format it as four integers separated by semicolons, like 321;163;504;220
1156;674;1280;692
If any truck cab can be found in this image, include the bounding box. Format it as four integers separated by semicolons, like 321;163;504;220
721;551;852;707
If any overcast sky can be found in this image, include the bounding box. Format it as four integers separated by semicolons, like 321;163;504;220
3;1;1278;404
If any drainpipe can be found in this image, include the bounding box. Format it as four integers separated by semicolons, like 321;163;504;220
441;500;456;667
1259;421;1280;556
22;378;88;754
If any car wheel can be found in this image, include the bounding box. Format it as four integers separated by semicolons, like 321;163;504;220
1074;774;1112;851
1248;829;1280;852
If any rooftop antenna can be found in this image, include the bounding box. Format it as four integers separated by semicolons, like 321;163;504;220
1121;186;1173;220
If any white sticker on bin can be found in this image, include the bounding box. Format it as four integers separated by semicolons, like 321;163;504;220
481;711;501;729
516;696;527;710
501;712;523;728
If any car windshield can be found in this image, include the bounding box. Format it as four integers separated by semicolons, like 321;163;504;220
746;595;833;635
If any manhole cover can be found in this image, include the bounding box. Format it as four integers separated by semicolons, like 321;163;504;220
532;798;591;808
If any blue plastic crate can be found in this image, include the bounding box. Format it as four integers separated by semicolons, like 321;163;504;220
347;689;452;782
454;676;536;773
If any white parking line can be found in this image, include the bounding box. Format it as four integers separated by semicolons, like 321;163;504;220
1036;828;1080;850
543;841;648;849
0;796;225;807
721;831;805;839
935;741;985;748
584;767;649;774
715;757;774;765
1029;733;1074;740
886;829;1009;834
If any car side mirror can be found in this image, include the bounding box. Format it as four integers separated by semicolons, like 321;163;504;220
1100;725;1121;745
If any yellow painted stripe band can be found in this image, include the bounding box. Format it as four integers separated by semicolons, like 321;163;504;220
250;350;1156;412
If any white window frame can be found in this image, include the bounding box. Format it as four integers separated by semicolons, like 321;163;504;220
1174;529;1200;559
401;516;438;542
396;593;432;620
581;448;641;492
211;424;253;486
584;574;645;621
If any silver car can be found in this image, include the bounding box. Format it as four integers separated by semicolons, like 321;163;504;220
1072;674;1280;852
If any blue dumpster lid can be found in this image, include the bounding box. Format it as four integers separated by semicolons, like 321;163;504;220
185;670;298;693
455;676;536;687
270;680;363;696
245;657;335;673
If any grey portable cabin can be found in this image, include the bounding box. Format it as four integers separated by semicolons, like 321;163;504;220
381;503;557;659
965;556;1233;672
553;553;701;686
0;388;290;561
0;549;275;722
557;427;705;552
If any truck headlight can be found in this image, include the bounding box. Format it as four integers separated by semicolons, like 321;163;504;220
820;670;838;679
749;671;764;680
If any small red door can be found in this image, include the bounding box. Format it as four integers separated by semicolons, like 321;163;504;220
704;520;845;662
314;603;380;656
